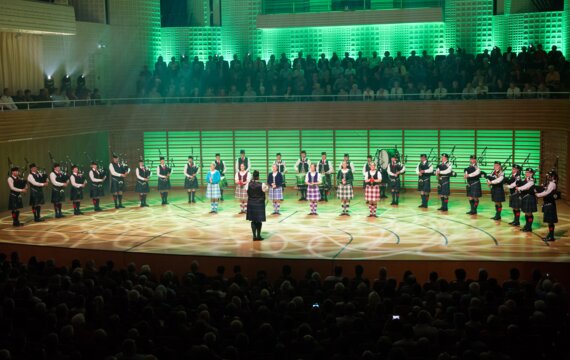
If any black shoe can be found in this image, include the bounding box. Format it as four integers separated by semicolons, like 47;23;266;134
418;204;425;208
34;218;45;222
13;222;23;227
94;207;103;212
115;206;120;209
511;221;520;226
143;203;149;207
118;205;126;208
521;226;532;232
491;215;501;220
437;207;443;211
466;210;474;215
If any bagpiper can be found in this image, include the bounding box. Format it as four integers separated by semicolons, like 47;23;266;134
535;170;559;242
464;155;482;215
387;154;405;206
516;168;537;232
436;153;453;212
184;156;199;203
27;163;48;222
486;161;505;220
88;162;106;211
416;154;433;208
317;152;333;201
7;166;27;226
295;150;310;201
157;156;172;205
506;164;522;226
109;154;130;209
50;163;69;218
135;158;151;207
69;165;87;215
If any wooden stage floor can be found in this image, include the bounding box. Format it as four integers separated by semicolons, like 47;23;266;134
1;189;569;263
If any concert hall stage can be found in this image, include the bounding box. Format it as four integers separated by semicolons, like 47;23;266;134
1;190;569;282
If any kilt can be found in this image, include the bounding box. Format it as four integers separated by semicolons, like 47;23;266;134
491;186;506;202
365;185;380;202
184;177;198;189
337;184;354;200
29;187;45;206
110;177;126;193
269;186;283;200
542;202;558;223
51;187;66;203
466;180;482;198
389;177;401;192
438;177;451;196
70;187;84;201
8;192;23;210
509;193;522;209
135;180;150;194
246;198;266;222
521;194;537;213
418;178;431;193
206;183;221;199
235;185;248;200
158;178;171;191
307;184;321;201
90;183;105;198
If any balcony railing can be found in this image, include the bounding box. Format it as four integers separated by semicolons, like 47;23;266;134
261;0;443;15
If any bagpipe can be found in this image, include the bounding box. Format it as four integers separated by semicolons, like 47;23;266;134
158;149;173;181
437;146;458;178
48;151;70;182
464;147;488;179
84;152;108;179
24;157;48;183
535;156;561;200
7;157;28;189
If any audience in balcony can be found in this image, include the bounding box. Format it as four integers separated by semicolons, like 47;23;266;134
0;252;567;359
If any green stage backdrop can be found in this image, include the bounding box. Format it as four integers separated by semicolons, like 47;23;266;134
144;129;541;189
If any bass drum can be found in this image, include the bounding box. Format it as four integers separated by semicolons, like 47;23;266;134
377;149;400;170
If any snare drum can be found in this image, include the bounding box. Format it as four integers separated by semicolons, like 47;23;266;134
220;176;228;188
296;173;306;189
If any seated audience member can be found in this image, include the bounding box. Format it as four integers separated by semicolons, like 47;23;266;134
544;65;561;92
50;88;70;107
390;81;404;100
462;82;476;99
404;81;418;100
0;88;18;110
242;84;257;102
506;82;521;99
433;81;447;100
349;83;362;100
376;87;389;100
522;83;536;98
311;83;324;101
448;80;462;99
419;83;432;100
536;82;550;98
362;86;374;101
475;80;489;98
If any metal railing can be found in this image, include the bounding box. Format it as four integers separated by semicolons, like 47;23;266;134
261;0;443;15
1;92;569;111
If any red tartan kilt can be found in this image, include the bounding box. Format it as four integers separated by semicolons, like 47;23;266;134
365;185;380;201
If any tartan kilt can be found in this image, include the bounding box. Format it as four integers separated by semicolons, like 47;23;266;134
491;186;506;202
246;198;266;222
389;177;401;192
70;187;84;201
51;187;66;203
158;178;171;191
135;180;150;194
235;185;248;200
466;180;482;198
438;177;451;196
509;193;522;209
8;193;23;210
542;202;558;223
184;177;198;189
29;187;45;206
418;178;431;193
365;185;381;202
90;184;105;198
337;184;354;200
110;177;126;193
306;184;321;201
206;183;221;199
521;194;537;213
269;186;283;200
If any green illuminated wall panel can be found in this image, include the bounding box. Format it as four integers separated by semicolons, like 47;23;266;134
201;131;235;185
403;130;439;189
336;130;369;182
301;130;334;169
144;129;541;192
167;131;201;187
440;130;475;190
267;130;301;180
234;130;268;179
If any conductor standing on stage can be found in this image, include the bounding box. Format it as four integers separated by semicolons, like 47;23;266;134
247;170;267;241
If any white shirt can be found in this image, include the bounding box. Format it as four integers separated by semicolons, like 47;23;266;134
364;169;382;182
136;167;151;181
437;162;452;175
70;173;84;188
305;171;320;184
0;95;18;111
340;160;356;173
466;164;481;177
517;177;535;191
387;162;406;176
27;173;46;187
415;162;434;175
212;160;226;175
433;87;447;99
7;177;24;192
536;182;556;198
50;172;67;187
109;162;130;177
273;160;287;173
317;159;334;174
488;171;504;184
184;162;200;178
235;157;251;172
89;169;105;183
507;173;520;189
295;158;311;173
157;165;171;178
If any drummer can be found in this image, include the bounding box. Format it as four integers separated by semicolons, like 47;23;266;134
295;150;310;201
272;152;287;190
339;153;356;173
317;152;334;202
213;153;227;201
